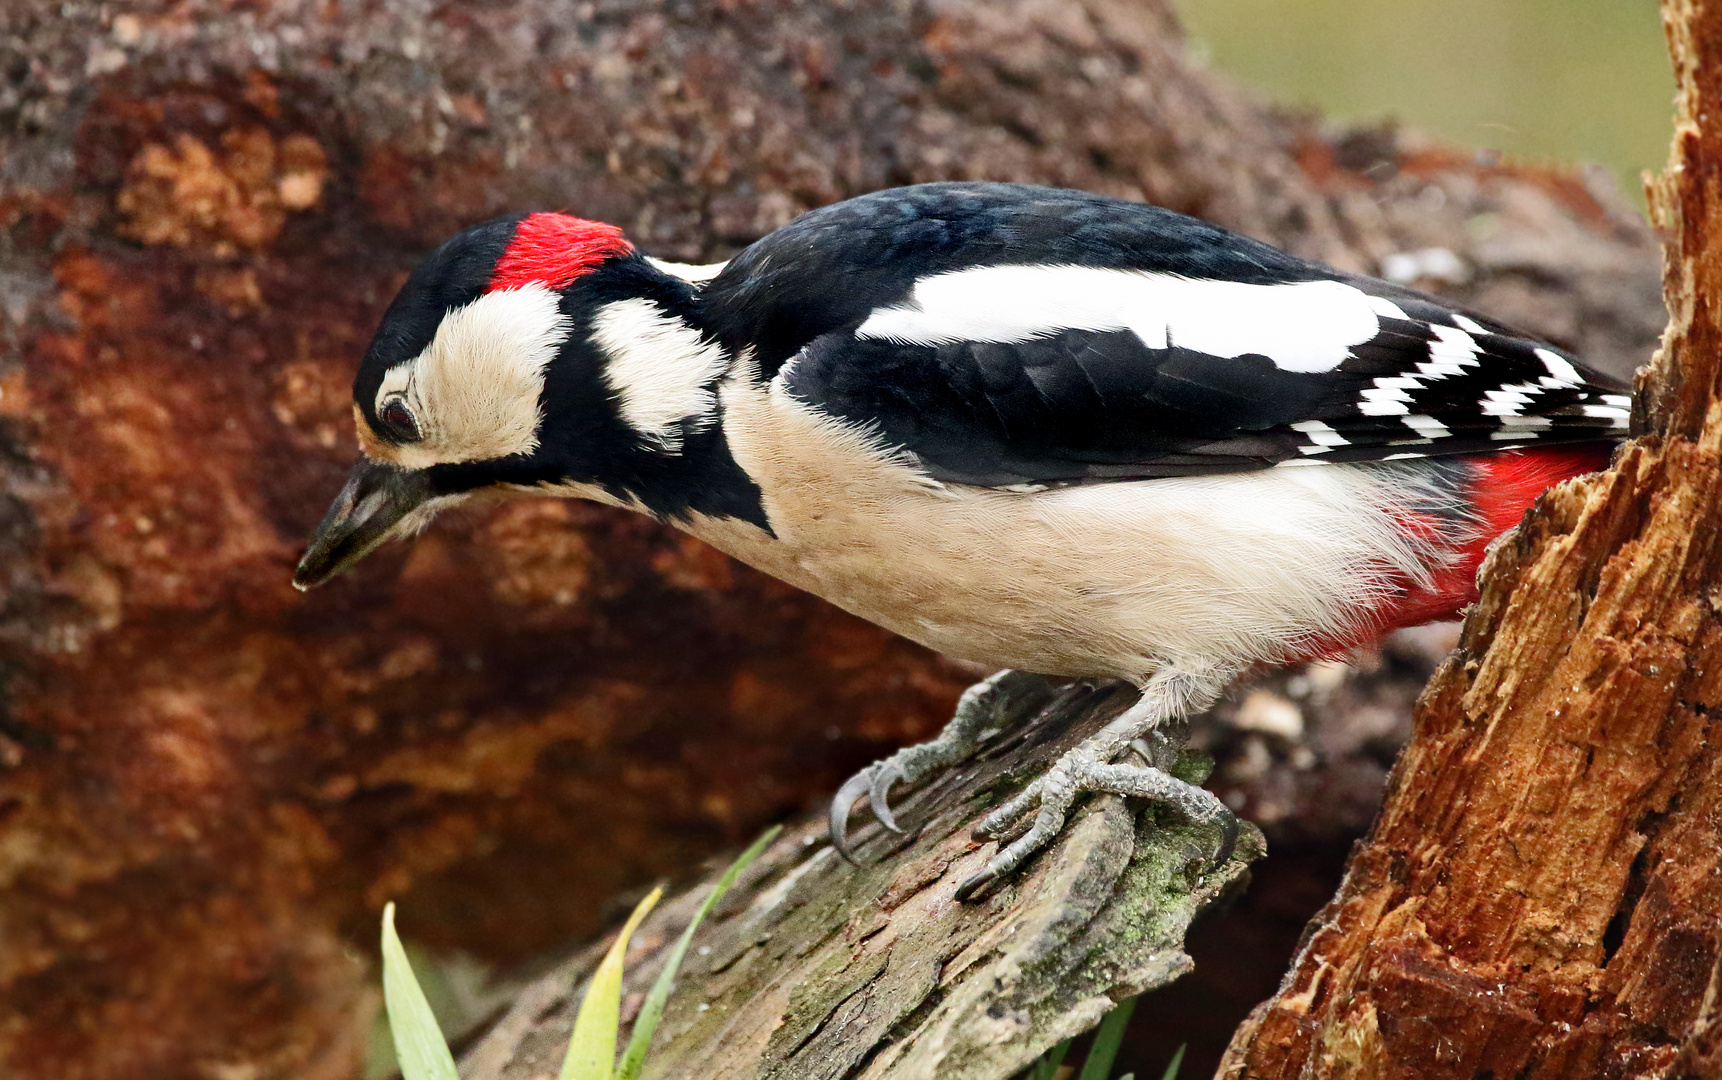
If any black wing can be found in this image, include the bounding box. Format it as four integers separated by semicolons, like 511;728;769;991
699;183;1328;377
780;311;1627;486
701;183;1630;486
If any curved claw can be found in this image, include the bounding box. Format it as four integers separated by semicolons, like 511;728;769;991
829;768;878;865
953;863;999;903
868;762;905;833
1211;805;1241;867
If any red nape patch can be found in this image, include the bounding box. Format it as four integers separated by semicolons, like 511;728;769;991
486;212;634;292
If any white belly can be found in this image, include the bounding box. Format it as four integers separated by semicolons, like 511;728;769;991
678;379;1459;684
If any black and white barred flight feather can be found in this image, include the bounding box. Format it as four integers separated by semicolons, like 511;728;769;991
700;183;1629;488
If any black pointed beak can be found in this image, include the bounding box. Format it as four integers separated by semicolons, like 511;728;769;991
293;459;438;590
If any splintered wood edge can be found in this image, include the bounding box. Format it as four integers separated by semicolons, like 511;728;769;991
459;679;1264;1080
1216;2;1722;1076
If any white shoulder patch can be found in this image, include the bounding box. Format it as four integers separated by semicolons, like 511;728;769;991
590;298;729;450
853;266;1392;374
379;283;571;469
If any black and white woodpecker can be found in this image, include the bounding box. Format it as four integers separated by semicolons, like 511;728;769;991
294;182;1630;900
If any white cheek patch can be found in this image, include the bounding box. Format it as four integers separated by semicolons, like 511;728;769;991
590;297;728;450
377;284;572;468
854;266;1390;374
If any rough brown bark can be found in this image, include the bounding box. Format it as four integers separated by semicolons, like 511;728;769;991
455;623;1472;1080
1218;4;1722;1078
461;677;1264;1080
0;1;1665;1077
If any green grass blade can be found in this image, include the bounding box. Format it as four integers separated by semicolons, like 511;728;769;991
560;885;663;1080
380;903;459;1080
1031;1037;1073;1080
1076;995;1138;1080
1158;1042;1186;1080
616;826;781;1080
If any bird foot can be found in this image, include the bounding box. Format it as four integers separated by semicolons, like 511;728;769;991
829;669;1028;861
951;671;1237;901
830;666;1239;900
954;743;1238;901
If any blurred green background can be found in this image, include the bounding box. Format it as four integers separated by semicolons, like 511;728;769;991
1180;0;1671;199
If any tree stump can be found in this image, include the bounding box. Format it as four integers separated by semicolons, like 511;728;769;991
1218;2;1722;1076
0;0;1668;1075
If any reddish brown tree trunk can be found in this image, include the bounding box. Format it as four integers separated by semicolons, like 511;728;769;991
1219;3;1722;1076
0;1;1667;1077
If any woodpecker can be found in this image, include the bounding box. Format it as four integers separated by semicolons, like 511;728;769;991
294;182;1629;900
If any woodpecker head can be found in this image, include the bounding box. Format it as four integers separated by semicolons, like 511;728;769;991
293;211;744;590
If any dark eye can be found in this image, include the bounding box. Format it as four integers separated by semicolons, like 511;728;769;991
378;397;421;443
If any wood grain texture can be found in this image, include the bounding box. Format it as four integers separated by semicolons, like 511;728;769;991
460;677;1263;1080
0;0;1667;1075
1218;4;1722;1077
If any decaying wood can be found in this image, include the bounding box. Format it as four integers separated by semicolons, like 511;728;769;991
461;676;1262;1080
0;0;1668;1075
1218;3;1722;1077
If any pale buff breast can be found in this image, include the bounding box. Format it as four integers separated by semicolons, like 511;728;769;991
675;375;1458;685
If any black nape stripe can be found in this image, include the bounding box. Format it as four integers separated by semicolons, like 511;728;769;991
412;257;772;532
530;258;773;532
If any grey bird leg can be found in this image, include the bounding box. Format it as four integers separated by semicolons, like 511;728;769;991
954;667;1237;901
830;669;1025;861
